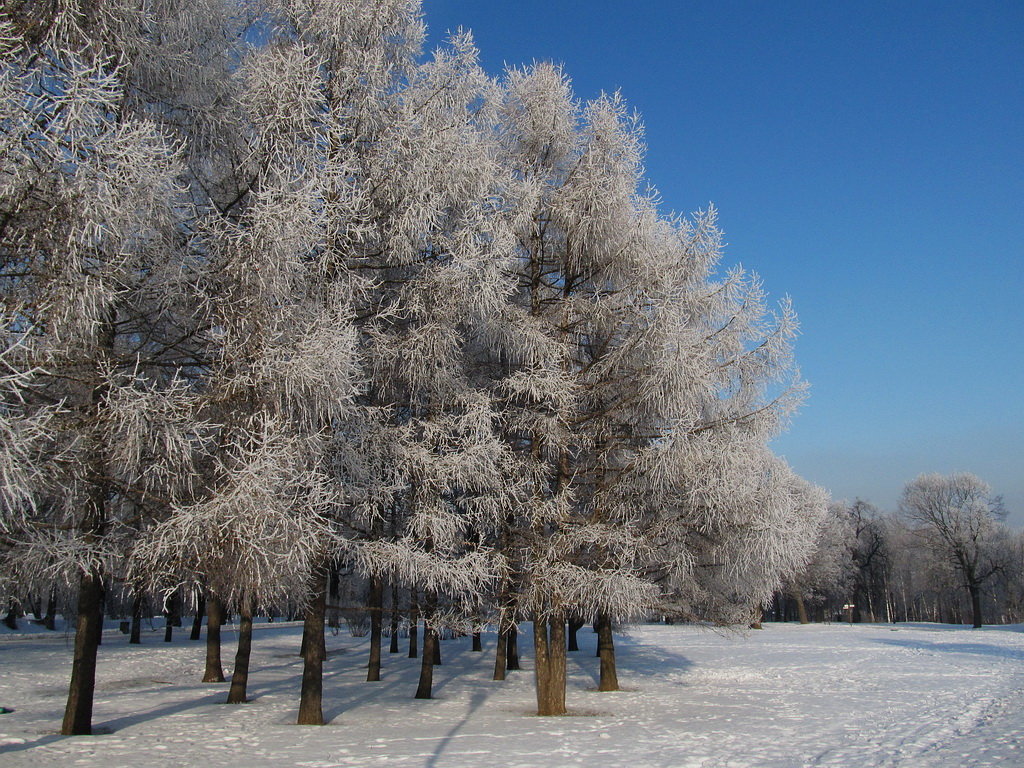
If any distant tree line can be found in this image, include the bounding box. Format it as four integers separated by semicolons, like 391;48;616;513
776;473;1019;629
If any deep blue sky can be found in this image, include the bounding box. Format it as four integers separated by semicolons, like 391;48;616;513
423;1;1023;523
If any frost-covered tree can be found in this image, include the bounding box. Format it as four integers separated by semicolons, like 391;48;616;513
899;472;1006;628
487;62;825;712
213;0;526;718
0;0;240;733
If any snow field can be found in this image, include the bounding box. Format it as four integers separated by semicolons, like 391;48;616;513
1;622;1022;767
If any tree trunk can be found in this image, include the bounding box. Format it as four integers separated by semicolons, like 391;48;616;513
969;583;983;628
492;626;508;680
129;590;143;644
567;616;583;651
61;570;104;735
549;614;566;708
389;583;400;654
596;612;619;692
203;595;225;682
532;615;550;713
506;624;520;670
366;575;383;682
794;592;809;625
433;626;442;666
297;563;327;725
472;631;482;652
226;598;253;704
533;612;567;715
408;590;419;658
163;590;177;643
44;589;57;631
191;588;206;640
414;593;437;699
2;600;18;630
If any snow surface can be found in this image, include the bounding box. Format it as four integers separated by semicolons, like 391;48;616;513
1;620;1022;767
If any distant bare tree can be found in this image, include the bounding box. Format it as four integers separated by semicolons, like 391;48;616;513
899;473;1006;628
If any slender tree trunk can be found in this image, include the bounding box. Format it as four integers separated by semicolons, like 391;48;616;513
297;563;327;725
389;583;400;654
203;595;225;682
596;612;619;692
61;570;104;735
44;589;57;631
226;598;253;704
969;583;983;628
567;616;583;651
414;593;437;699
506;623;520;670
472;631;482;651
129;590;143;644
366;575;383;682
493;625;508;680
408;590;419;658
163;590;177;643
191;588;206;641
433;626;442;666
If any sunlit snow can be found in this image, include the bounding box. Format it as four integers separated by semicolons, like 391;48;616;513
1;621;1021;767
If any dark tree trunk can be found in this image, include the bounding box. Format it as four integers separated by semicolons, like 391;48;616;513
366;575;383;682
408;590;419;658
61;570;104;735
596;611;619;692
472;631;482;652
389;583;400;654
191;588;206;640
44;589;57;631
129;590;143;644
567;616;584;651
297;563;327;725
432;626;442;666
226;598;253;704
969;583;983;628
95;581;105;646
203;595;225;682
414;593;437;699
2;600;17;630
163;590;178;642
506;623;520;670
493;626;508;680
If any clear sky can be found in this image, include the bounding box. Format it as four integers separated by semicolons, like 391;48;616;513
423;0;1024;523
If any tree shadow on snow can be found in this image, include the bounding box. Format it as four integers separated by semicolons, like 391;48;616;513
565;627;695;690
874;637;1024;661
0;733;64;756
97;688;228;732
425;690;488;768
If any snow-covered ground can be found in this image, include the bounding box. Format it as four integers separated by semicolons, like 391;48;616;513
1;620;1022;767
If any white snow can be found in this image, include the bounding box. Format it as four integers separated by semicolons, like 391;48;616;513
1;621;1022;767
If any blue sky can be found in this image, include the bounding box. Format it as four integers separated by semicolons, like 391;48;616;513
424;1;1024;522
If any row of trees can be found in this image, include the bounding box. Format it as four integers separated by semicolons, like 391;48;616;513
782;473;1017;629
0;0;829;734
